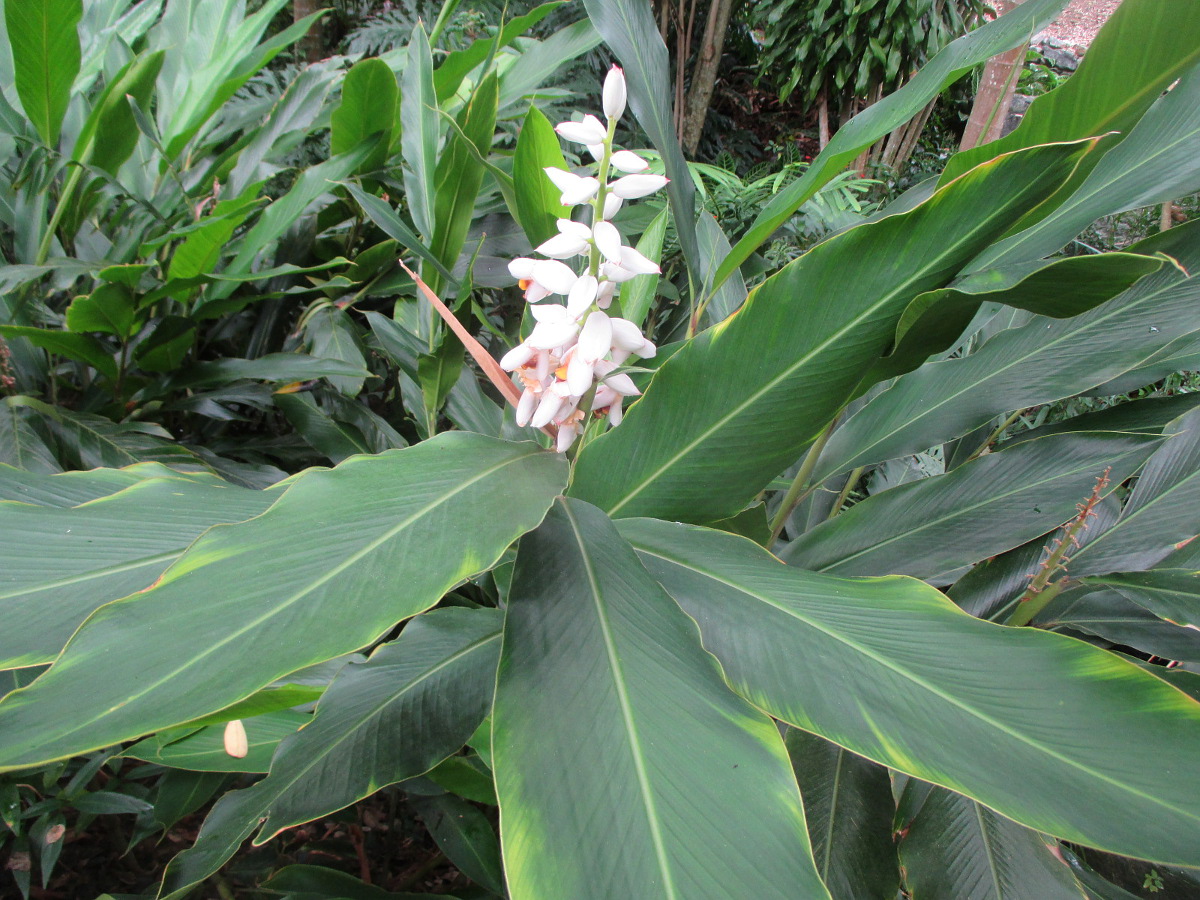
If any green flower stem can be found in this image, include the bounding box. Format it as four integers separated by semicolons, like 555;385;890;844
587;117;619;284
768;416;839;545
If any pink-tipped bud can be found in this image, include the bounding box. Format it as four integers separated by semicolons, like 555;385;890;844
603;66;627;120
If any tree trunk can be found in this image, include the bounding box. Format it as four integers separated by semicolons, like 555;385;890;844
294;0;324;65
959;0;1025;151
680;0;736;155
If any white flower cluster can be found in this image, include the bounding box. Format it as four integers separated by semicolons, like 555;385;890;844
499;66;666;453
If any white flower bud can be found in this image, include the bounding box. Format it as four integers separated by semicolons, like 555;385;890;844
516;389;537;426
610;317;647;353
592;221;623;264
556;420;581;453
567;274;600;318
609;150;650;173
528;318;580;352
224;720;248;758
555;114;608;145
531;391;565;428
596;280;617;309
544;167;601;207
500;343;536;371
508;257;537;280
603;65;627;120
610;173;669;199
557;219;592;239
536;232;590;259
578;311;613;363
602;194;624;220
566;351;595;396
617;245;661;275
530;259;579;295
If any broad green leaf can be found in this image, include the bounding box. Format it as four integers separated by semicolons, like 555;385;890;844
0;326;116;379
342;183;456;288
870;252;1165;384
941;0;1200;186
571;140;1096;522
428;71;497;296
432;1;564;104
152;770;228;834
411;793;504;894
417;336;463;434
0;461;216;507
581;0;701;285
782;433;1158;581
712;0;1070;293
512;105;570;248
262;865;453;900
401;24;438;241
899;786;1085;900
975;65;1200;271
0;433;566;771
330;58;398;174
1000;394;1200;450
0;476;274;668
696;211;746;325
1067;408;1200;576
36;406;203;470
4;0;82;146
65;283;140;339
72;50;164;176
815;221;1200;485
619;206;668;329
274;392;370;465
1034;586;1200;664
621;518;1200;866
496;18;603;110
133;317;196;373
0;397;61;473
160;607;501;898
493;498;831;900
125;710;309;773
786;729;899;900
171;353;371;390
1083;570;1200;628
305;306;368;397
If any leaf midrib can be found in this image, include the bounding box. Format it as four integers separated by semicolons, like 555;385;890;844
633;543;1200;826
562;500;678;900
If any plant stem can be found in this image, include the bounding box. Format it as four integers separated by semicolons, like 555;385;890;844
768;417;839;544
828;466;863;519
968;408;1025;461
35;164;84;266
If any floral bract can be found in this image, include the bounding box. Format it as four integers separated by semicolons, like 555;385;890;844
499;65;665;453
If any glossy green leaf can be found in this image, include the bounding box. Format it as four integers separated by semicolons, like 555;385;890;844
497;18;603;111
342;183;456;288
571;140;1096;522
429;71;497;295
0;397;61;473
900;786;1085;900
816;222;1200;484
72;50;164;176
782;433;1158;581
942;0;1200;185
262;865;452;900
1083;569;1200;628
512;105;571;248
1034;586;1200;664
432;1;564;104
581;0;701;284
4;0;82;146
401;24;438;241
126;710;309;773
494;498;830;899
0;326;116;379
160;607;501;898
622;518;1200;866
65;283;140;339
331;58;398;175
0;433;565;771
870;252;1165;384
712;0;1070;292
0;475;274;668
975;65;1200;271
786;729;899;900
133;317;197;373
167;196;261;281
274;392;369;464
1068;408;1200;576
172;353;371;389
305;306;368;397
1001;394;1200;450
411;793;504;894
0;462;216;507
